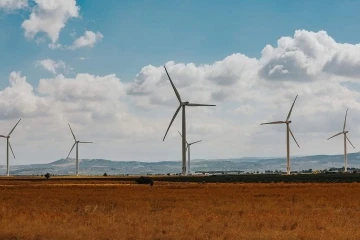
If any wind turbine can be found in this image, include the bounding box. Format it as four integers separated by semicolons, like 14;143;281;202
66;123;93;176
178;131;202;175
162;66;216;176
0;119;21;176
260;95;300;175
327;109;355;173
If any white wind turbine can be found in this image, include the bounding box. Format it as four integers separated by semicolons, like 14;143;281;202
162;66;216;176
327;109;355;173
0;119;21;176
260;95;300;175
66;123;93;176
178;131;202;175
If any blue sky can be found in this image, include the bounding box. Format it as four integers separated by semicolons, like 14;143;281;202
1;0;360;169
2;0;360;88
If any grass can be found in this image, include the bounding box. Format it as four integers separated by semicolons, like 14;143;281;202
1;179;360;239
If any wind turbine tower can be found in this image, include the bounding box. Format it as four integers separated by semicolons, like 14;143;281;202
0;119;21;176
260;95;300;175
178;131;202;175
67;123;93;176
162;66;215;175
327;109;355;172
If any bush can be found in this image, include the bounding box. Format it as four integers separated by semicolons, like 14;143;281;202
44;173;51;179
103;173;108;177
135;176;153;186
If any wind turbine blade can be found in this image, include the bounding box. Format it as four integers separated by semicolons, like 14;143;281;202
163;105;181;141
0;135;7;138
288;127;300;148
187;103;216;107
67;142;76;158
260;121;285;125
68;123;77;141
346;136;355;149
178;130;189;144
8;119;21;136
8;141;15;159
164;66;182;103
190;140;202;145
343;109;348;131
79;141;93;143
327;132;343;140
286;95;298;121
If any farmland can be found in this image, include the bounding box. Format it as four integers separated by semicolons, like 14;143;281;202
1;177;360;240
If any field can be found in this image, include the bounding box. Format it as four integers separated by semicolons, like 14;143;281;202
1;177;360;240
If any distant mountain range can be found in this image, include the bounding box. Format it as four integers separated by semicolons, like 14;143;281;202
1;152;360;176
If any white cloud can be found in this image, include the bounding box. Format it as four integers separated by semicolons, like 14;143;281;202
21;0;79;43
0;71;152;164
4;29;360;167
233;104;256;116
0;0;27;10
323;44;360;77
206;53;258;86
0;72;129;123
38;73;127;102
69;31;103;49
0;72;49;119
36;59;67;74
48;43;62;50
259;30;338;81
123;29;360;161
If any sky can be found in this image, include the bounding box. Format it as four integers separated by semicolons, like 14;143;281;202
1;0;360;166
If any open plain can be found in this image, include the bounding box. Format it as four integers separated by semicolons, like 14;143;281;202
1;177;360;240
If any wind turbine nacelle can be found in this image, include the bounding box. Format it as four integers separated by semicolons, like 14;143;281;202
286;120;292;124
182;101;190;105
344;131;349;134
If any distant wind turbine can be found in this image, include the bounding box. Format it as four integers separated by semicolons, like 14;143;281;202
0;119;21;176
327;109;355;173
162;66;216;175
67;123;93;176
178;131;202;175
260;95;300;175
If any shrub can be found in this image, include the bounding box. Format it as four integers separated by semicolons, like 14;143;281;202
103;173;108;177
135;176;153;186
44;173;51;179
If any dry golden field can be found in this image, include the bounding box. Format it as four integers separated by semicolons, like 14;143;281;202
1;179;360;240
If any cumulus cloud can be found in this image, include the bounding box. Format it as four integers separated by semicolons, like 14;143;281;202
323;44;360;78
69;31;103;49
126;29;360;156
0;71;159;166
206;53;258;86
233;104;256;116
0;71;130;123
0;72;49;119
36;59;67;74
127;55;257;110
38;73;127;102
22;0;79;44
4;29;360;165
0;0;27;10
259;30;338;81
